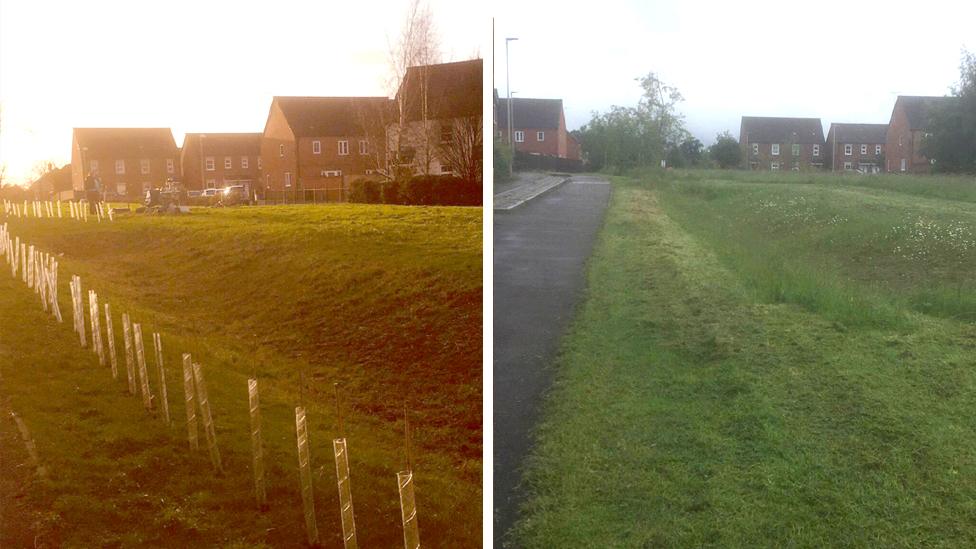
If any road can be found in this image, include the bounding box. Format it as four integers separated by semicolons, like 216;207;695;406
493;175;612;546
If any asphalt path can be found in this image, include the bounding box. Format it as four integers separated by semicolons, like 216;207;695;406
493;175;612;546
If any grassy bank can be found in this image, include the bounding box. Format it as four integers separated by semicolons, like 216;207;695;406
0;203;482;547
514;171;976;547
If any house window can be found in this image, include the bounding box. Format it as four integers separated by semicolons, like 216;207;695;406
312;140;321;154
116;182;126;194
844;144;853;156
206;179;216;188
771;144;780;156
792;144;800;156
166;158;174;174
359;140;368;155
115;159;125;174
90;159;99;173
770;161;780;170
205;157;215;171
860;144;867;155
752;143;759;155
279;144;285;157
284;172;292;187
257;157;262;170
813;145;820;156
875;145;882;155
224;157;232;169
792;162;800;171
515;131;525;143
141;159;150;174
900;158;906;171
241;157;249;169
338;140;349;155
537;131;545;141
320;170;342;177
844;161;852;170
440;126;452;144
441;164;453;174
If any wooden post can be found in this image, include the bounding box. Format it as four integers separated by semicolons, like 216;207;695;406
182;354;199;451
132;323;154;412
192;362;222;473
248;378;267;508
104;303;119;379
296;406;319;547
397;407;420;549
153;333;170;425
333;384;357;548
122;313;136;394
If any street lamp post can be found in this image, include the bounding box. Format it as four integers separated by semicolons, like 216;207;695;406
505;37;518;176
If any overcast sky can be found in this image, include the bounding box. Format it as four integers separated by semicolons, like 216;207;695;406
493;0;973;145
0;0;484;185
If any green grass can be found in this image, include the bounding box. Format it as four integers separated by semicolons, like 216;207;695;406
0;203;482;547
513;171;976;547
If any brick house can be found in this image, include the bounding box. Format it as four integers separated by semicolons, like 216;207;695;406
825;123;888;173
260;96;389;201
885;95;958;173
496;97;580;160
739;117;825;171
392;58;483;180
71;128;179;199
181;133;262;194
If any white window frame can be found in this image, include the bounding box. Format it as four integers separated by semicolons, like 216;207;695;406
312;140;321;155
771;144;780;156
844;144;853;156
813;144;820;156
166;158;174;174
875;145;882;155
284;172;292;187
359;140;368;155
792;144;801;157
320;169;342;177
752;143;759;155
860;144;867;155
900;158;906;171
224;157;232;170
116;182;126;194
515;130;525;143
279;144;285;157
206;178;216;188
241;156;249;169
844;161;852;170
257;157;262;170
770;161;780;171
537;131;545;141
338;140;349;156
115;159;125;175
205;157;215;171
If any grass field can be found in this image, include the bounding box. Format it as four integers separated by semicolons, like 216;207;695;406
514;170;976;547
0;203;482;547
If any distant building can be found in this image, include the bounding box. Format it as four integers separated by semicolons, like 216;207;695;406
260;96;390;201
181;133;262;194
71;128;180;199
825;123;888;173
496;97;581;160
886;95;958;173
30;164;72;198
739;117;825;171
393;58;483;180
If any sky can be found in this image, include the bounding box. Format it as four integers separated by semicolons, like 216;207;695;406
0;0;485;185
493;0;974;145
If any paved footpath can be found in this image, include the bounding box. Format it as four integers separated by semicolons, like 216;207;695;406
493;173;570;211
493;175;612;546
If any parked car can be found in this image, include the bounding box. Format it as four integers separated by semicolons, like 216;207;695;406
220;185;248;206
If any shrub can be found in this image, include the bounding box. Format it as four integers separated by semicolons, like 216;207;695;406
349;178;381;203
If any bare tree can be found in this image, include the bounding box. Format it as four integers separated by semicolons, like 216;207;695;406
440;116;482;184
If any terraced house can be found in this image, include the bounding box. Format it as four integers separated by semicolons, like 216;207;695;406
181;133;262;195
739;116;825;171
886;95;959;173
825;123;887;173
70;127;179;200
496;97;581;160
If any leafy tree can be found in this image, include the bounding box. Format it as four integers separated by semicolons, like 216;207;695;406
710;131;741;169
922;49;976;173
678;137;704;166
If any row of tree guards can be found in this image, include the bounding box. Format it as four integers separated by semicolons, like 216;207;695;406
2;198;115;222
0;219;422;549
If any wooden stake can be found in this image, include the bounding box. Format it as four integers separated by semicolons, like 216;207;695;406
104;303;118;379
132;323;154;412
192;362;222;473
295;406;319;546
182;353;199;451
248;378;267;508
122;313;137;394
153;333;170;425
